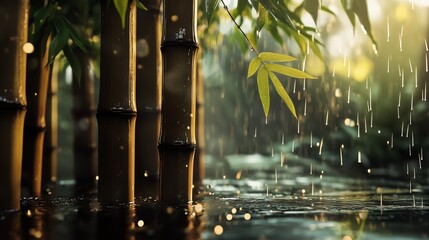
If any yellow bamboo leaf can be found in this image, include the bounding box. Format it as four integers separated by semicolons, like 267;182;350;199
257;67;270;118
265;63;316;79
268;70;297;118
247;57;261;78
258;52;297;62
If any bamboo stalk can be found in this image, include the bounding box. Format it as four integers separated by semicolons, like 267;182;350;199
98;0;137;205
135;0;162;199
194;55;205;187
42;59;59;188
72;49;97;193
0;0;29;211
159;0;199;205
22;36;51;197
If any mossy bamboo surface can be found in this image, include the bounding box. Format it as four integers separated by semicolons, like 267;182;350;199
98;0;137;205
135;0;162;199
159;0;199;205
0;0;29;211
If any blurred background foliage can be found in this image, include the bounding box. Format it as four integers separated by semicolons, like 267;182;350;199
27;0;429;181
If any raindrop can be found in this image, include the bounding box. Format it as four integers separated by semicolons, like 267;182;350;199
415;67;418;87
347;85;351;104
275;168;278;183
425;38;428;51
254;127;257;138
303;79;306;91
304;98;307;116
387;56;390;73
297;120;300;133
358;151;362;163
318;138;323;155
398;92;402;107
280;151;285;167
293;79;296;93
339;146;343;166
386;17;390;42
413;167;416;179
401;69;405;88
364;116;367;133
401;121;404;137
407;163;409;175
413;195;416;207
310;163;313;175
399;34;403;52
406;124;409;138
391;133;394;148
325;110;329;126
409;180;412;193
409;58;413;73
291;140;295;152
412;131;414;146
369;88;372;111
380;193;383;207
310;131;313;148
411;91;414;111
409;144;412;156
370;111;373;127
281;133;284;145
425;53;428;72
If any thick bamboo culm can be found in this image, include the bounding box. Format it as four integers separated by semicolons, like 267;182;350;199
194;56;205;187
159;0;199;205
42;61;59;188
135;0;162;199
22;36;51;197
98;0;137;205
72;49;97;192
0;0;29;211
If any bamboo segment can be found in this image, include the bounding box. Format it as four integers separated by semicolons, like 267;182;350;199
159;0;199;205
22;37;51;197
72;49;97;192
42;61;59;187
194;57;205;187
0;0;29;211
98;0;137;205
135;0;162;199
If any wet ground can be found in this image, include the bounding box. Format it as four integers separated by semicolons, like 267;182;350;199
1;176;428;240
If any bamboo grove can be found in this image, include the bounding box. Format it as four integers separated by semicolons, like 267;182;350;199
0;0;375;210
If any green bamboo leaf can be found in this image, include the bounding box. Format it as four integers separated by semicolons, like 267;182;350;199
351;0;377;50
321;5;336;16
48;31;68;65
247;57;261;78
113;0;128;29
259;52;297;62
341;0;377;50
257;67;270;118
268;71;297;118
58;16;88;52
341;0;356;30
63;46;82;84
136;0;148;10
304;0;320;24
265;64;316;79
206;0;220;24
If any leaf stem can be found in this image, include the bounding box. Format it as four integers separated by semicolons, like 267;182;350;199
219;0;260;55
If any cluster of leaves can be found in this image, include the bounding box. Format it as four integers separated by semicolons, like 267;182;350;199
203;0;377;118
29;1;90;82
247;52;315;118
